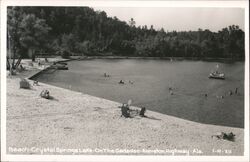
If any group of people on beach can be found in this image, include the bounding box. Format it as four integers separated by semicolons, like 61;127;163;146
120;102;146;118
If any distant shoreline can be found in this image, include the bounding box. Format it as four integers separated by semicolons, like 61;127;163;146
67;55;245;62
28;55;244;82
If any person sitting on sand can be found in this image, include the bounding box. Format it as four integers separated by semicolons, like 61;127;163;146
33;80;39;86
40;89;50;99
139;107;146;117
121;103;130;118
20;64;25;71
129;80;134;84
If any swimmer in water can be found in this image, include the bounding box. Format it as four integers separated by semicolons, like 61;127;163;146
119;80;124;84
235;88;238;94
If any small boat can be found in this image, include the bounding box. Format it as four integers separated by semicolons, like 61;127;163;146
209;71;225;80
57;62;68;65
57;65;68;70
51;64;68;70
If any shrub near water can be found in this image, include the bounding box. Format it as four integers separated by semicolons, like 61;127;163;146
19;79;31;89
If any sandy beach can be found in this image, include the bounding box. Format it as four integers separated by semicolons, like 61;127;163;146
6;59;244;155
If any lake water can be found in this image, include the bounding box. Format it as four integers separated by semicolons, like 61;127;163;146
33;59;245;128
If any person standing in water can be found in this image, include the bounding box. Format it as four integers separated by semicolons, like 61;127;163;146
235;88;238;94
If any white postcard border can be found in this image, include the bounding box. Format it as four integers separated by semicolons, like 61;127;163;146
1;0;249;162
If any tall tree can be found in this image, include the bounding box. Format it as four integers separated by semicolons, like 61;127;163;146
19;14;51;61
7;7;24;70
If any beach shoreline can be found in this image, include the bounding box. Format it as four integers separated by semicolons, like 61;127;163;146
69;55;245;62
6;58;244;155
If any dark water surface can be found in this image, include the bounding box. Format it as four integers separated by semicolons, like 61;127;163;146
33;59;244;128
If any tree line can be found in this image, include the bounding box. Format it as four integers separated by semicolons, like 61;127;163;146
7;6;245;64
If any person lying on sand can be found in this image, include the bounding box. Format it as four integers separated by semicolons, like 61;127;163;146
212;132;235;141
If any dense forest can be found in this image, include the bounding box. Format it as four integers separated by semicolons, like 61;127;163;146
7;6;245;61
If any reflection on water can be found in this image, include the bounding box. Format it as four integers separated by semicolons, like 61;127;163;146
33;59;244;128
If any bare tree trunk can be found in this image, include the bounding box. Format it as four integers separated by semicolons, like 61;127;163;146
7;57;11;70
11;46;16;69
29;48;36;62
14;56;22;69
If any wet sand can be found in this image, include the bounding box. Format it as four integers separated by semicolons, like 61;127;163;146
6;59;244;155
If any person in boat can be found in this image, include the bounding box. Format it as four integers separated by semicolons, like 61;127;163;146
119;80;125;84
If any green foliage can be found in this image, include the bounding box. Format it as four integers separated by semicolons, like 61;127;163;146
19;14;51;49
8;7;51;62
7;7;245;59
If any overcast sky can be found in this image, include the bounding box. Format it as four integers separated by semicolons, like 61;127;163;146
93;7;245;32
